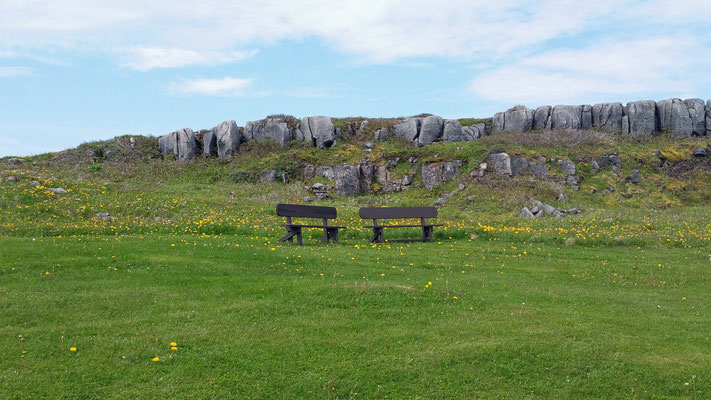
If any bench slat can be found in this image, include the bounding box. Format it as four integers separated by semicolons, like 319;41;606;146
358;207;437;219
277;203;337;219
281;224;345;229
363;224;443;228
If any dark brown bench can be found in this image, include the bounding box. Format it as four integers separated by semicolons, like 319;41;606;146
276;204;344;245
359;207;441;243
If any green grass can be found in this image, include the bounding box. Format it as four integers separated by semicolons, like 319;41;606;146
2;130;711;398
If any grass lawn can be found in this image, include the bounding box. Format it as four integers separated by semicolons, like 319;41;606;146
1;232;708;399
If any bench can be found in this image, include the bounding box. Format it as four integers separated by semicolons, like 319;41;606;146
276;204;345;245
359;207;441;243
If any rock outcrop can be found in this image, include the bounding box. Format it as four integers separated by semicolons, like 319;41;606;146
245;117;294;146
421;161;462;190
417;116;444;146
301;116;336;148
624;100;657;135
493;106;533;132
592;102;623;132
657;98;693;137
488;153;511;177
159;128;199;161
212;120;241;158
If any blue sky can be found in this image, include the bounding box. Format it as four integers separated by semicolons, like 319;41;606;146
1;0;711;157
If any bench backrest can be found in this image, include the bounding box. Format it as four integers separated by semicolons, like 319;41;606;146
358;207;437;220
276;203;337;219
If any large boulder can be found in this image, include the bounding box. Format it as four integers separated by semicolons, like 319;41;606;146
493;106;533;132
550;105;583;129
359;163;373;193
393;118;421;142
159;128;199;161
657;98;692;136
707;99;711;136
213;120;241;158
592;102;623;132
244;117;294;146
625;100;657;134
421;161;462;190
488;153;511;177
302;116;336;148
442;119;463;142
417;115;444;146
683;98;706;136
510;157;528;177
202;131;217;156
533;106;552;130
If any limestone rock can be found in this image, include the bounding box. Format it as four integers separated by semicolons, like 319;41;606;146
528;162;549;178
693;147;707;157
560;160;576;175
493;106;533;132
47;187;67;194
551;105;583;130
442;119;463;142
260;170;277;182
421;161;462;190
519;207;535;218
592;102;623;132
302;116;336;148
202;131;217;156
683;98;706;136
417;115;444;146
374;128;389;141
657;98;692;136
707;99;711;136
630;169;641;184
533;106;552;130
393;118;421;142
625;100;657;134
510;157;528;177
359;163;374;193
159;128;199;161
333;164;362;196
213;120;241;158
488;153;511;177
245;117;294;146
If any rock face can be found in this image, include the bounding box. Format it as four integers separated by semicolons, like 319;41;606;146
212;120;241;158
533;106;552;130
245;117;294;146
625;100;657;135
421;161;462;190
493;106;533;132
202;131;217;156
550;105;591;130
657;98;692;136
684;98;706;136
510;157;528;177
333;164;361;196
707;99;711;136
159;128;199;161
302;116;336;148
488;153;511;177
592;102;623;132
374;128;389;141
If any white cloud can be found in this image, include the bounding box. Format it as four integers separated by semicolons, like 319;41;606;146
120;46;258;71
0;66;32;77
169;77;253;96
468;37;711;105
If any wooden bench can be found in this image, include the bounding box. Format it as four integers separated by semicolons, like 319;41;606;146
359;207;441;243
276;204;344;245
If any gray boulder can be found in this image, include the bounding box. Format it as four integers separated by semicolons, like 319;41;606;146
418;115;444;146
551;105;583;130
393;118;421;142
47;187;67;194
159;128;199;161
683;98;706;136
693;147;707;157
202;131;217;156
302;116;336;148
707;99;711;136
519;207;535;218
421;161;462;190
442;119;463;142
528;162;549;178
657;98;692;136
533;106;552;130
625;100;657;134
213;120;241;158
245;117;294;146
560;160;576;175
7;158;26;165
260;170;277;182
359;163;374;193
488;153;511;177
493;106;533;132
592;102;623;132
374;128;389;141
333;164;362;196
631;169;641;184
510;157;528;177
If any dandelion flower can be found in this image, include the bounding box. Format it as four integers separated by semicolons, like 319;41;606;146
152;356;160;362
70;347;77;352
171;346;178;351
170;342;177;347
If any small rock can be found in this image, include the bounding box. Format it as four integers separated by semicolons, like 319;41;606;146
260;170;277;182
408;156;418;163
620;193;632;198
95;212;113;221
535;156;546;164
590;188;597;194
692;147;707;157
156;181;163;186
458;183;466;191
557;193;568;202
312;182;326;191
630;169;641;184
612;166;621;176
560;160;576;175
302;196;313;203
316;192;329;200
466;196;475;202
364;141;374;149
228;192;235;199
47;187;67;194
129;137;136;149
359;120;369;131
6;176;17;182
433;198;447;207
105;150;119;160
606;185;616;192
519;207;535;218
7;158;25;165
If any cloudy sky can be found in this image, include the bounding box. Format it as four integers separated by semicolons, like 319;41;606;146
1;0;710;156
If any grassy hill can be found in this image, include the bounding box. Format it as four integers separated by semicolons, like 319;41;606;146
1;128;710;398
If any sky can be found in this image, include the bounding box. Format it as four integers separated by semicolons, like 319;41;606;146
1;0;711;157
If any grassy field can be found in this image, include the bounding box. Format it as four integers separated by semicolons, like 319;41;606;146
2;131;711;398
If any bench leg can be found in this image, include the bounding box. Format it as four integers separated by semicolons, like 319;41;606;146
328;228;339;244
425;226;433;242
370;227;384;243
296;229;302;246
278;227;302;245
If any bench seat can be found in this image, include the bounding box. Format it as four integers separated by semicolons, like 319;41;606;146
358;206;440;243
282;224;346;229
276;204;344;245
362;224;443;228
